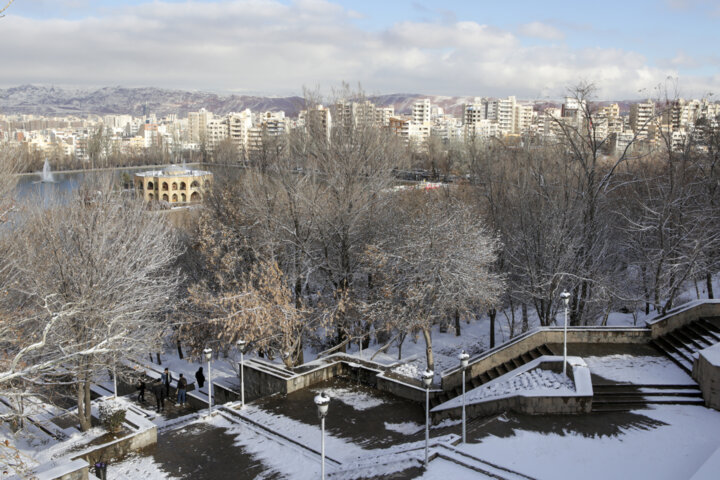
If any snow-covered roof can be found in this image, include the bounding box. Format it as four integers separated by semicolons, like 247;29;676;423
134;164;212;178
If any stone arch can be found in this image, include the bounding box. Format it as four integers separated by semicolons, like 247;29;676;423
172;182;178;190
181;193;187;202
147;181;154;190
172;193;178;202
180;181;187;190
162;193;169;202
138;182;143;189
191;180;200;188
204;180;211;188
190;191;201;202
162;182;169;191
148;193;154;200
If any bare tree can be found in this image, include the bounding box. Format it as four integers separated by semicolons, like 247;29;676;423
364;192;504;370
1;182;181;431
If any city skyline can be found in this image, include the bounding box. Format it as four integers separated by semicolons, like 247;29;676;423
1;1;719;100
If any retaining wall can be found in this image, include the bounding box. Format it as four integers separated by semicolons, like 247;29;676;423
432;357;593;422
70;408;157;468
646;300;720;338
441;327;649;391
693;343;720;411
32;459;89;480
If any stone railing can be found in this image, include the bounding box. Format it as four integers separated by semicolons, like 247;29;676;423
645;300;720;338
440;326;649;391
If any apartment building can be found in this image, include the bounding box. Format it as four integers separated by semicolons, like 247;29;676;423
188;108;213;143
630;100;656;139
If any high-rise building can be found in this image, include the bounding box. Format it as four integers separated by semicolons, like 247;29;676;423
188;108;213;143
630;100;656;139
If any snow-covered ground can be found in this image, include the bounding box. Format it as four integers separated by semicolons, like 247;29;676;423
585;354;694;385
463;405;720;480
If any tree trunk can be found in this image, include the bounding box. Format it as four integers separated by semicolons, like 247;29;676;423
708;272;715;299
454;309;461;337
522;303;529;333
177;340;184;359
421;327;434;372
295;338;304;365
488;309;496;348
77;376;92;432
156;352;162;364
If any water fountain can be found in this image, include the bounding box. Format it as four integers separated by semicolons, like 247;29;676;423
40;159;55;183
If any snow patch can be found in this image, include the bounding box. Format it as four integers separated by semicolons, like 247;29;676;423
585;354;693;384
316;387;386;411
384;421;422;435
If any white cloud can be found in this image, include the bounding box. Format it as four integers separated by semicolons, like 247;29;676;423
518;21;564;41
0;0;716;99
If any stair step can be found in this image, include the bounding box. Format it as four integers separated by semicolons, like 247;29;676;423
674;329;706;350
650;339;694;373
695;320;720;340
663;334;696;358
686;323;719;345
538;345;553;355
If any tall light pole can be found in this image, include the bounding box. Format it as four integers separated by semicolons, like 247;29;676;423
560;290;571;376
314;392;330;480
237;339;246;409
458;351;469;444
204;347;213;414
421;369;434;466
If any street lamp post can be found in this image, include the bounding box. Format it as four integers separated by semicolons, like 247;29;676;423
560;290;571;376
203;347;213;414
314;392;330;480
458;351;469;444
421;369;434;466
237;339;246;408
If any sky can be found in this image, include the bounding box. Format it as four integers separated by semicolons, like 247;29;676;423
1;0;718;100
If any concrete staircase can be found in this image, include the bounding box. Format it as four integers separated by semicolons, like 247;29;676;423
650;318;720;374
430;344;555;409
591;384;704;412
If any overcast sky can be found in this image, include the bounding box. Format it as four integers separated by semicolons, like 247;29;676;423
1;0;718;99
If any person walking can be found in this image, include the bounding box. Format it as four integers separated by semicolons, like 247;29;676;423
137;379;146;403
176;374;188;406
195;367;205;389
151;381;165;412
161;368;172;399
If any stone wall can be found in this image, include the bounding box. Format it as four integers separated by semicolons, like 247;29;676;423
646;300;720;338
33;459;89;480
694;343;720;410
432;357;593;422
441;328;649;391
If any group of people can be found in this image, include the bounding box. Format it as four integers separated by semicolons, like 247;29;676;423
137;367;206;413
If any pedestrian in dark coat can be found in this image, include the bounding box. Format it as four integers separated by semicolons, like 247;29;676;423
161;368;172;398
195;367;205;389
176;374;188;406
137;379;146;403
151;382;165;412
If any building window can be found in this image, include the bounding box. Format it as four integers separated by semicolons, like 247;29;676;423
191;191;200;202
162;194;169;202
162;182;169;191
172;194;178;202
191;180;200;188
148;193;154;200
181;193;187;202
180;182;187;190
147;181;154;190
172;182;178;190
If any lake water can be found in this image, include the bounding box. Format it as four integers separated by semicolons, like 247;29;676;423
14;164;222;203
